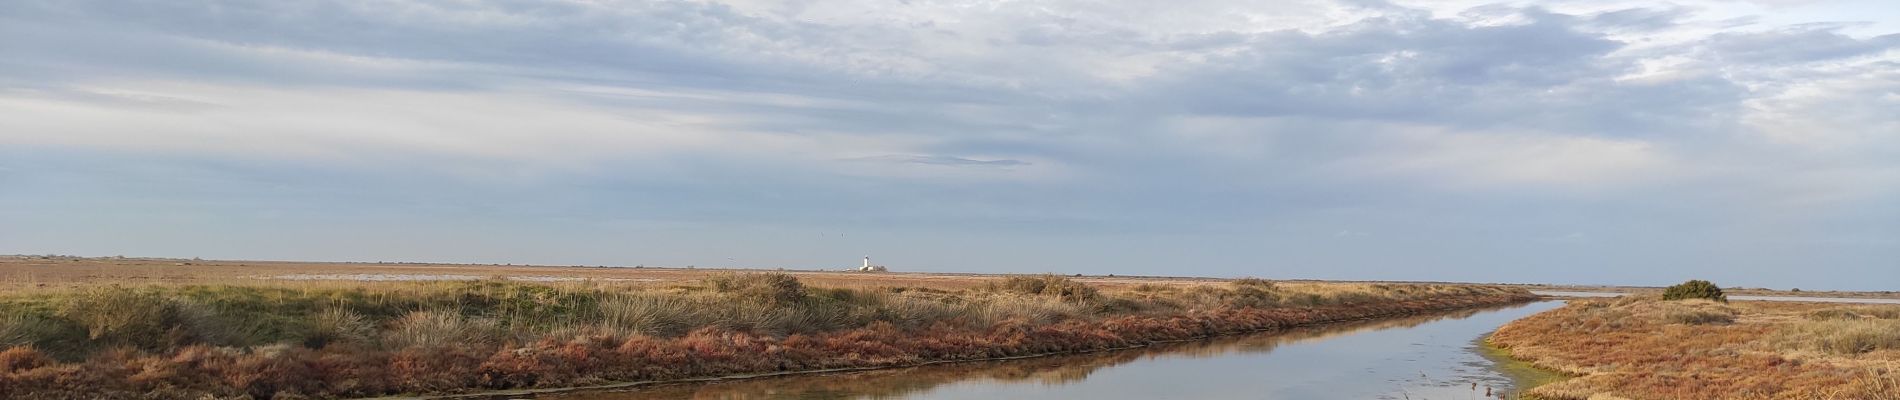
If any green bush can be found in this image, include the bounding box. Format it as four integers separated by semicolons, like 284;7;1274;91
1662;280;1726;302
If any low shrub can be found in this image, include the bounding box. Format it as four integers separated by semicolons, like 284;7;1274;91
1130;283;1173;293
0;346;52;372
991;275;1100;303
1231;278;1276;290
705;273;808;305
57;286;232;350
1283;293;1329;307
1665;309;1735;325
58;287;171;344
1662;280;1726;302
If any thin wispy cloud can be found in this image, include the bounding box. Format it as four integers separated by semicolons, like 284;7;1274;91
0;0;1895;289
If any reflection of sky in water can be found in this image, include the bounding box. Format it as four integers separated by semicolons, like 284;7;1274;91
543;301;1565;400
909;302;1560;400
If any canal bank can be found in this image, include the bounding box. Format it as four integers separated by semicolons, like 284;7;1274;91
498;301;1566;399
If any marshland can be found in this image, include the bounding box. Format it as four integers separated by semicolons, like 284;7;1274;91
0;256;1538;399
1490;294;1900;399
9;257;1900;400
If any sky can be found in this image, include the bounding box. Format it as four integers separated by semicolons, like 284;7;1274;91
1;0;1897;290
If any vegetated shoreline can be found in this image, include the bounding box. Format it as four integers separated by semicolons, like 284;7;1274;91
1473;338;1572;399
1507;282;1900;301
0;273;1536;399
1488;296;1900;400
418;296;1538;400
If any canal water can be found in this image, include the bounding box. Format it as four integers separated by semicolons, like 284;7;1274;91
535;301;1566;400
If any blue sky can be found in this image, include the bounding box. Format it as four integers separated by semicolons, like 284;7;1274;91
2;0;1897;290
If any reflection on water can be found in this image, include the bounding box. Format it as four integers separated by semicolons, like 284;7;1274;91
528;301;1564;400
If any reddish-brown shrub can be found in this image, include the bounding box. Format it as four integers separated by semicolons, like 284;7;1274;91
0;347;51;372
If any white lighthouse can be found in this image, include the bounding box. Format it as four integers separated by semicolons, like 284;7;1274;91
857;256;887;272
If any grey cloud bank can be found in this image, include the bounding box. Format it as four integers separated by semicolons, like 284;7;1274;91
1;0;1896;290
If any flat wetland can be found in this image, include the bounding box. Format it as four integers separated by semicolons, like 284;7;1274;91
0;255;1231;292
7;255;1896;400
529;301;1567;400
1491;296;1900;399
0;255;1536;399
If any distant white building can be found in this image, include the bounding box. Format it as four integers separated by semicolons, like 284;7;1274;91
857;256;887;272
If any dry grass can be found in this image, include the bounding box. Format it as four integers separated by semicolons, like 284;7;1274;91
0;269;1534;399
1770;319;1900;355
382;310;503;349
1490;297;1900;400
0;255;1231;293
1805;305;1900;321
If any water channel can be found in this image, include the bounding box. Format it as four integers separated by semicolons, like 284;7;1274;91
532;301;1567;400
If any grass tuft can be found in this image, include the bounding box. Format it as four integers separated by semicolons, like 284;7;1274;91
302;308;375;348
383;310;501;349
1664;309;1735;325
1771;319;1900;355
704;273;808;305
989;275;1100;303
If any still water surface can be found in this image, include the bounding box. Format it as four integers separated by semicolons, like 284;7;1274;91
538;301;1565;400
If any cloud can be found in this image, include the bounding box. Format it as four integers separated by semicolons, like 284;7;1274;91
846;155;1032;167
1707;25;1900;65
0;0;1897;289
1332;128;1677;190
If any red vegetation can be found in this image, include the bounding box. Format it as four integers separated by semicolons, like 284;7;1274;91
0;291;1531;399
1490;298;1900;400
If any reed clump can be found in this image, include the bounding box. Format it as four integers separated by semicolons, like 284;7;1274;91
988;274;1101;303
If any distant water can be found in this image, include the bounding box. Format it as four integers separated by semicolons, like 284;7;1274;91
1533;290;1900;304
530;301;1567;400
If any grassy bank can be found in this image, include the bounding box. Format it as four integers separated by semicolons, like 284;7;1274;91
1489;296;1900;400
543;305;1523;400
1475;340;1570;399
0;274;1533;399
